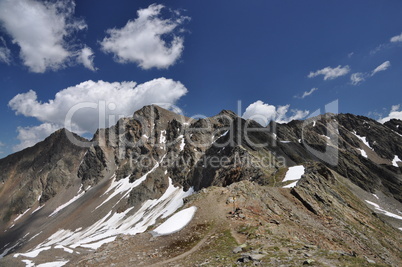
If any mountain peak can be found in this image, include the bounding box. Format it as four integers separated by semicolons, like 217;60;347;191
216;109;238;118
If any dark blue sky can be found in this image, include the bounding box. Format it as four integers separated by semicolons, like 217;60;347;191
1;0;402;156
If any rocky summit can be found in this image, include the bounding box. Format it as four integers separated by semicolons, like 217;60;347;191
0;105;401;266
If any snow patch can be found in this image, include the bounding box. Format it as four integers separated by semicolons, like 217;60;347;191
392;155;401;167
78;236;117;250
313;121;316;127
37;260;69;267
358;148;368;158
14;246;51;258
14;208;31;222
212;130;230;143
152;206;197;236
160;130;166;144
28;231;42;242
54;245;73;254
280;141;291;144
352;131;374;150
283;181;298;188
49;185;85;217
373;194;379;200
32;205;44;214
365;200;402;220
282;166;305;188
179;135;185;151
22;259;35;267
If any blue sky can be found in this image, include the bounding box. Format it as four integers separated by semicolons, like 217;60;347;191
1;0;402;157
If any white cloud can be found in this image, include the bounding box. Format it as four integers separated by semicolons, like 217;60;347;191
242;100;309;126
13;123;60;151
9;78;188;151
371;61;391;76
242;101;276;126
350;61;390;86
378;104;402;123
0;37;11;64
390;33;402;43
275;105;309;124
350;72;366;85
100;4;189;70
371;33;402;54
296;88;318;99
77;46;96;71
0;0;87;73
308;65;350;80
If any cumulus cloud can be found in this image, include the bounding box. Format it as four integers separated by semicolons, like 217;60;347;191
0;37;11;64
308;65;350;80
371;61;391;76
0;0;88;72
390;33;402;43
9;78;188;151
100;4;189;70
350;72;366;85
77;46;96;71
295;88;318;99
242;100;309;126
13;123;60;151
378;104;402;123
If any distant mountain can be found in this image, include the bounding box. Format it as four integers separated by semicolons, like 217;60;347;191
0;105;401;266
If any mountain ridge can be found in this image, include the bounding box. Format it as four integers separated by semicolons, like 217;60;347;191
0;105;401;266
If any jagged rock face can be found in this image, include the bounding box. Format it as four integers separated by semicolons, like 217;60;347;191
0;129;87;225
276;113;402;202
0;105;401;266
385;118;402;136
78;105;295;195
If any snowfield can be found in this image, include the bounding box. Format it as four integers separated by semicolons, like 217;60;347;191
13;176;194;261
8;153;195;264
152;206;197;236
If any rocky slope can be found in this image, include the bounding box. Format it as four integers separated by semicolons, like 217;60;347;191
0;105;401;266
0;129;88;227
